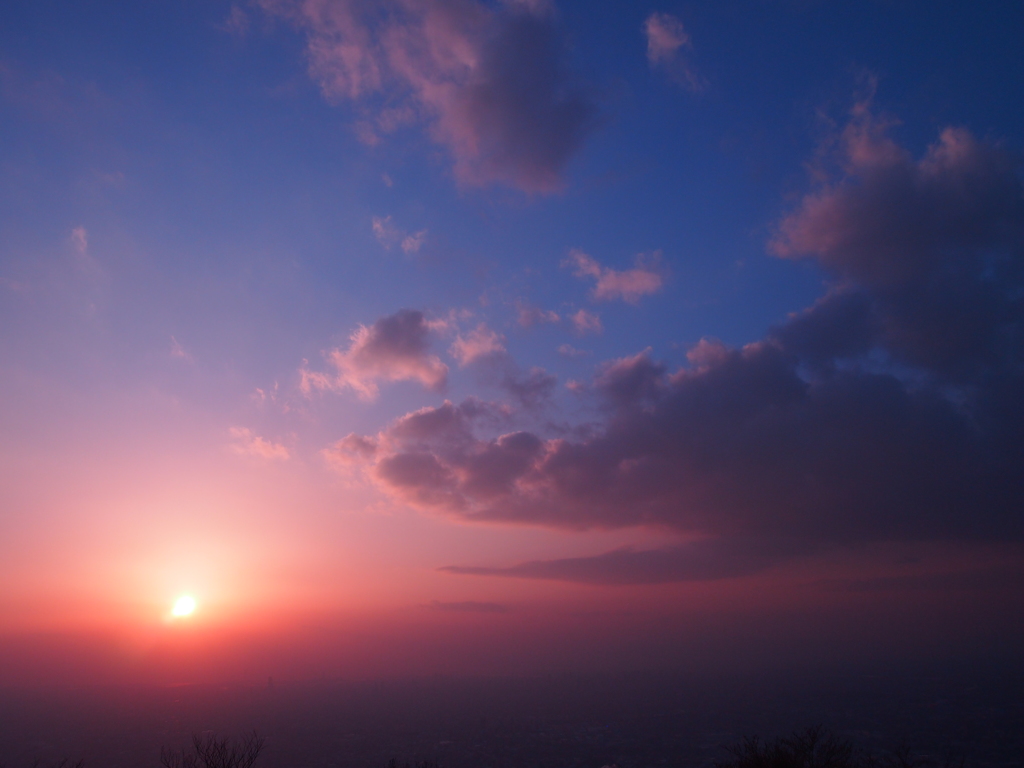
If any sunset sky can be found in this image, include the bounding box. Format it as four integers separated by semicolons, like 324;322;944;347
2;0;1023;685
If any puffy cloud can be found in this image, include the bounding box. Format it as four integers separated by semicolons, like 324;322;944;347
331;110;1024;583
229;427;290;460
323;432;378;470
771;104;1024;381
450;323;506;366
593;348;665;407
566;249;664;303
264;0;599;192
644;12;704;92
515;300;560;328
569;308;603;335
303;309;448;400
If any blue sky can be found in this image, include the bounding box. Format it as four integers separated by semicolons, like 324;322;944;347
1;0;1023;682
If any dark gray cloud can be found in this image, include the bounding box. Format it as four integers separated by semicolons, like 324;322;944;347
441;537;808;585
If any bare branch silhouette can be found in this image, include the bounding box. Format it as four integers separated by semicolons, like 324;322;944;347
160;732;263;768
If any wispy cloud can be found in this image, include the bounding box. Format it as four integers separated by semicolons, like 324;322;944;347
566;249;664;303
569;308;602;335
425;599;509;613
169;336;194;362
229;427;290;460
644;12;705;92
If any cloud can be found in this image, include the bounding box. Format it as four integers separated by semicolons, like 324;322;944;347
170;336;194;362
770;102;1024;381
499;366;557;409
68;225;101;276
819;565;1024;594
372;215;401;249
402;230;427;254
515;300;560;328
373;215;428;253
557;343;589;358
220;5;250;37
569;308;603;335
566;249;664;303
450;323;506;366
329;108;1024;584
644;12;704;92
302;309;449;399
229;427;290;460
264;0;600;192
71;226;88;255
441;537;805;585
425;599;509;613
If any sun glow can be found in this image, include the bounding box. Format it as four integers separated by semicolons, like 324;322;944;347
172;595;196;617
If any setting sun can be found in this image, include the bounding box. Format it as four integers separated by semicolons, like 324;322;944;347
171;595;196;617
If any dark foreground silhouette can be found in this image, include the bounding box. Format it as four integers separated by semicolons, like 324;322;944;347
1;727;971;768
716;726;966;768
159;732;264;768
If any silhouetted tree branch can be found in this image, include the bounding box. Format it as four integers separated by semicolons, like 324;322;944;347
160;732;264;768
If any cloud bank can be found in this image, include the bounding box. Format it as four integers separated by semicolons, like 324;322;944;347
333;108;1024;581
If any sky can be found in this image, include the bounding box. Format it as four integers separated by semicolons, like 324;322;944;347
1;0;1023;686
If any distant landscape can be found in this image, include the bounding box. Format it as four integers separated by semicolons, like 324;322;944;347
2;666;1022;768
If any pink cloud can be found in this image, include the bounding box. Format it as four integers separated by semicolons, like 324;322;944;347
515;300;560;328
229;427;290;460
401;230;427;254
323;432;379;472
449;323;506;366
566;249;664;303
262;0;599;192
569;308;602;335
644;12;704;92
371;215;401;249
557;343;588;358
169;336;193;362
302;309;449;400
373;215;428;253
